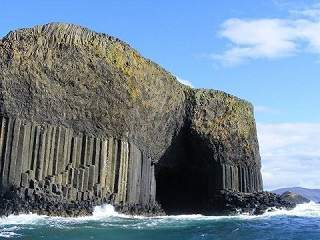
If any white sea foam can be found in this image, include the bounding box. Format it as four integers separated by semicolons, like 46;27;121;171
123;202;320;221
259;202;320;218
0;227;22;238
0;213;45;225
88;202;320;222
0;204;127;227
0;202;319;227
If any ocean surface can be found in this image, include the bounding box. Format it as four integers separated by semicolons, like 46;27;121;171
0;203;319;240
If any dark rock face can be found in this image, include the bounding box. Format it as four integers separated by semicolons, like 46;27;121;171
0;186;164;217
0;23;273;216
280;191;310;205
155;90;262;213
0;186;95;217
0;115;160;216
196;190;296;216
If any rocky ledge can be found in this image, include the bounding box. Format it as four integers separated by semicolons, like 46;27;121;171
0;186;293;217
207;190;296;215
0;23;293;217
0;185;164;217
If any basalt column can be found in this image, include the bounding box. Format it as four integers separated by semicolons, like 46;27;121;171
0;115;156;208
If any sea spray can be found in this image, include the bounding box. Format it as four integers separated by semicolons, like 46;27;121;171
0;203;319;239
1;202;319;224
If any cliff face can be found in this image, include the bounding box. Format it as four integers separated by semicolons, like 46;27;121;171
156;90;262;213
0;23;262;215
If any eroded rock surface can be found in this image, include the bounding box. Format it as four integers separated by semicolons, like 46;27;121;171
0;23;283;216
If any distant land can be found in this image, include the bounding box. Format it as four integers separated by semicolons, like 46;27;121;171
273;187;320;203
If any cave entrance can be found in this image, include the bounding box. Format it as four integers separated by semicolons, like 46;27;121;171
155;129;214;214
155;164;210;214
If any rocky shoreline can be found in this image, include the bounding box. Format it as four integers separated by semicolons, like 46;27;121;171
0;186;295;217
0;185;164;217
204;190;296;215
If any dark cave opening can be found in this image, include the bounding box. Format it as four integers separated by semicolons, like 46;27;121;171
155;128;217;214
155;165;210;214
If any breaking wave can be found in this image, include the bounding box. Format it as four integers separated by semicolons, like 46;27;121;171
0;202;319;238
0;202;319;224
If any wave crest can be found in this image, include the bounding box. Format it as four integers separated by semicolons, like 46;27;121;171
0;202;319;226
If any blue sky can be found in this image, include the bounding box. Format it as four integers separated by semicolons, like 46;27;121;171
1;0;320;190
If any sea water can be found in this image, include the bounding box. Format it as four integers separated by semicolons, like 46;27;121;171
0;203;319;240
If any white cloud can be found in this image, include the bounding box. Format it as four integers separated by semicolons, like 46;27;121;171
214;4;320;65
291;3;320;20
257;123;320;190
176;77;193;87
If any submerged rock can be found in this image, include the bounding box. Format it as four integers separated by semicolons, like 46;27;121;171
0;23;278;216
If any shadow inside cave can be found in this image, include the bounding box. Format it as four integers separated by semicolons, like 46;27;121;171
155;126;222;214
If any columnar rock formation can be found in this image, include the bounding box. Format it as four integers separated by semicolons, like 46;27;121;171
0;23;263;215
0;115;156;207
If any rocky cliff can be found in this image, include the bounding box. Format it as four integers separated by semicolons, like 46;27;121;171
0;23;263;216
